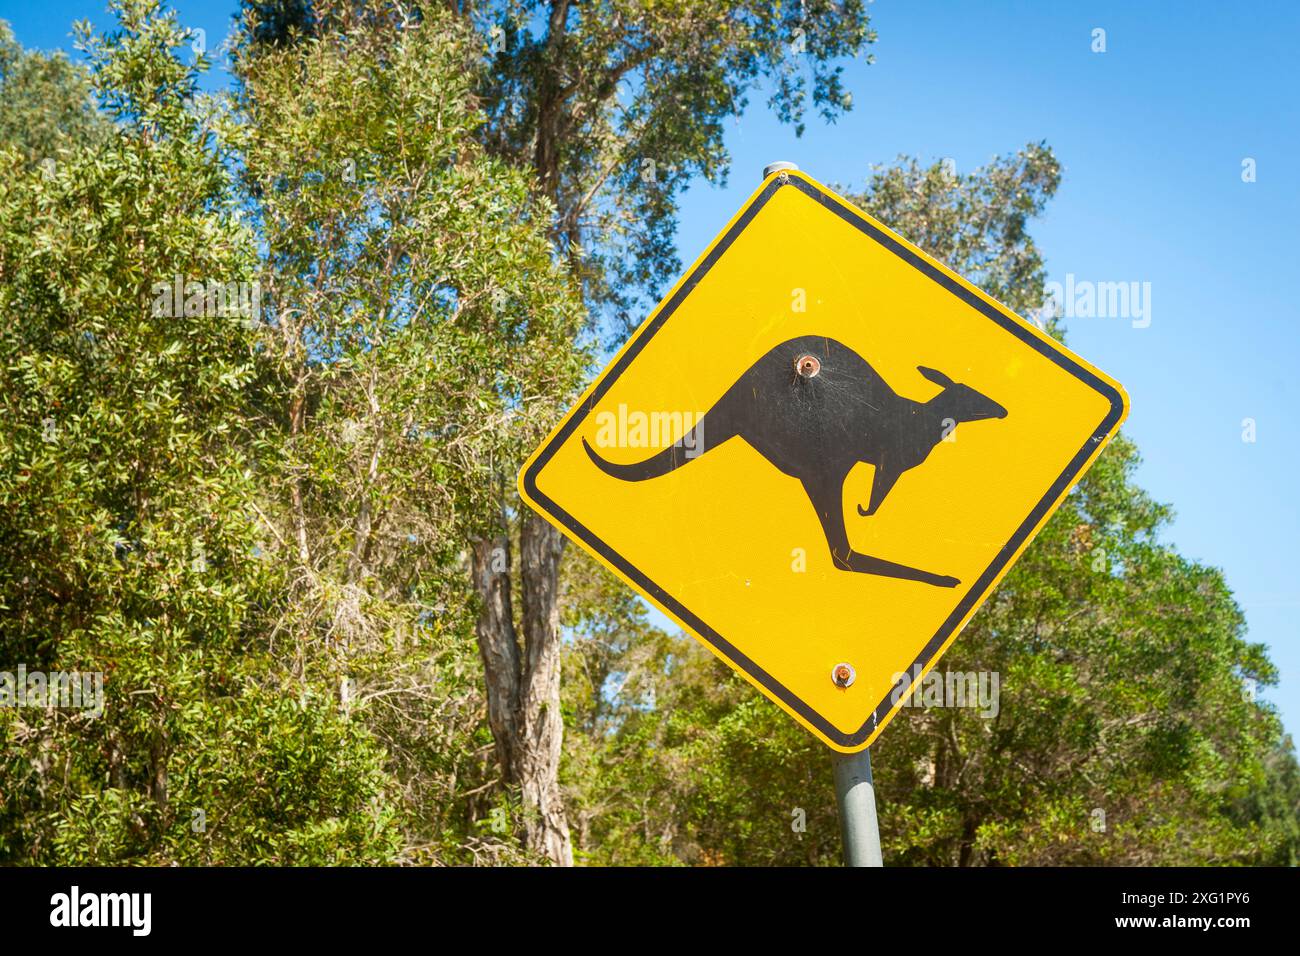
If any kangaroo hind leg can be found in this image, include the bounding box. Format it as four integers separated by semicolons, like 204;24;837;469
802;475;960;588
841;551;959;588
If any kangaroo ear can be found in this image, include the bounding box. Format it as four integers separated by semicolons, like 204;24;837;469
917;365;954;388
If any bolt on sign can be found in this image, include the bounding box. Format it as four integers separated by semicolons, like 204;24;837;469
520;168;1128;753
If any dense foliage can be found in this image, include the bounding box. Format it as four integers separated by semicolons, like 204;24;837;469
0;1;397;863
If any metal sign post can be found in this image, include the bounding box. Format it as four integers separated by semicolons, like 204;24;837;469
832;747;884;866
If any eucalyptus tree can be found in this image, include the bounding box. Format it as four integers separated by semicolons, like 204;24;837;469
465;0;878;865
228;0;587;861
237;0;878;865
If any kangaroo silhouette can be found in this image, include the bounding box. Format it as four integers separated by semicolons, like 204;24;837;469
583;335;1008;587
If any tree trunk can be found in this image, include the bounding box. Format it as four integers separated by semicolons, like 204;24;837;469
517;513;572;863
466;0;579;868
471;511;574;865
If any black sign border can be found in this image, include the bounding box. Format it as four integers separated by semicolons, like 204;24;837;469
522;174;1127;749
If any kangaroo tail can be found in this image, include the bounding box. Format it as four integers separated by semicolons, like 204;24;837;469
583;411;729;482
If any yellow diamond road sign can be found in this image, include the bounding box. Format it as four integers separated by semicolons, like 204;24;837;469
520;169;1128;753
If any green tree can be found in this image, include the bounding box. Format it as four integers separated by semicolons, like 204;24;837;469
227;0;587;862
0;0;397;864
240;0;879;867
0;19;107;168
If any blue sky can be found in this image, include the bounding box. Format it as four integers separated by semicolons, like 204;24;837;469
5;0;1298;739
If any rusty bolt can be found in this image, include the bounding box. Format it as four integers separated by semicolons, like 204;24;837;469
795;353;821;378
832;662;856;688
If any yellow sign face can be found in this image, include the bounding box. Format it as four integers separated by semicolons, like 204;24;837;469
520;169;1128;752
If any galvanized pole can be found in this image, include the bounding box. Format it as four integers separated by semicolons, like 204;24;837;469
831;748;884;866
